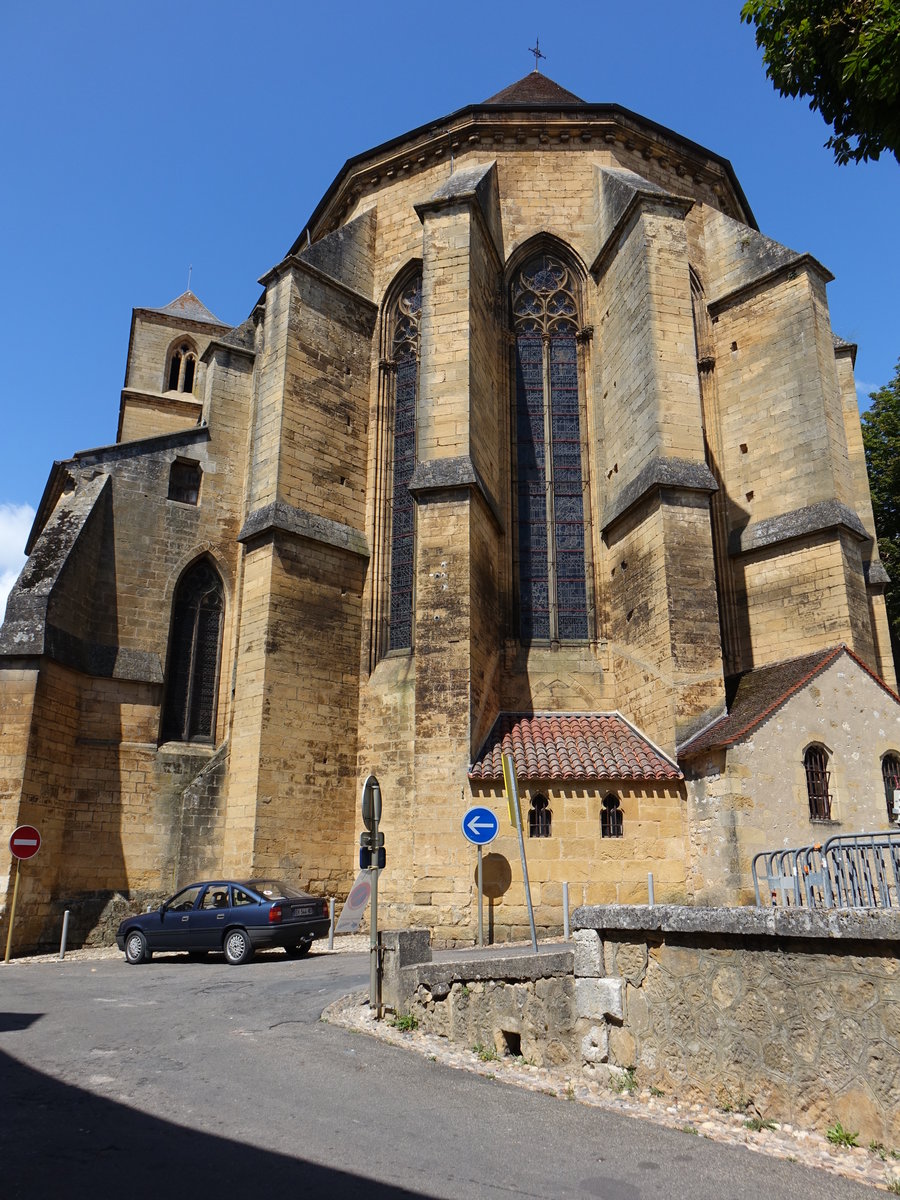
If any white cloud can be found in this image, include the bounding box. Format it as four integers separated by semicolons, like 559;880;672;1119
0;503;35;618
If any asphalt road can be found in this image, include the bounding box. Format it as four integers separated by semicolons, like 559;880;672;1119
0;948;876;1200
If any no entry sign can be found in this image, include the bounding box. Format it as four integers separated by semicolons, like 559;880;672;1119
9;825;41;861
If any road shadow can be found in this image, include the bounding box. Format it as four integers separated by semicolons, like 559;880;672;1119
0;1049;438;1200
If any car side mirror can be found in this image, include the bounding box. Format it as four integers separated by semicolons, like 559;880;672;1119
159;901;168;915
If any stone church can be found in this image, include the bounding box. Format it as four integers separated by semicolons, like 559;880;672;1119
3;72;899;951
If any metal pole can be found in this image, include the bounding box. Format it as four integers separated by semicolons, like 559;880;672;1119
369;784;381;1017
328;897;335;950
562;882;570;940
648;872;655;905
505;757;537;953
59;910;71;960
4;860;21;964
477;845;484;947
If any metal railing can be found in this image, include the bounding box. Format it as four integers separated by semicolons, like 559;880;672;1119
752;830;900;909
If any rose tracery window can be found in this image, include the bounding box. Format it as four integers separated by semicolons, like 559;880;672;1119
161;559;224;743
387;275;422;652
512;253;589;642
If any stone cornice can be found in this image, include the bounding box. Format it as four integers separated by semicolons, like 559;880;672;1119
573;902;900;942
601;457;717;533
119;389;204;418
408;456;504;532
728;500;868;557
238;501;369;558
708;253;834;317
132;308;230;337
591;188;694;280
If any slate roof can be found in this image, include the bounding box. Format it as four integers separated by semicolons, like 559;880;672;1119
469;712;682;783
484;72;585;106
678;644;900;757
149;290;226;326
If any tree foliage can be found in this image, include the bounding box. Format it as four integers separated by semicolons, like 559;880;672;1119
740;1;900;164
861;360;900;675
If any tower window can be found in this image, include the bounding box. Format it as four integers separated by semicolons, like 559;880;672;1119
168;459;201;505
601;795;623;838
512;253;589;642
804;745;833;820
161;559;224;744
166;341;199;395
883;753;900;822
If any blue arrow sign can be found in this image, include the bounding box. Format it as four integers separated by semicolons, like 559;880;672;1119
461;806;499;846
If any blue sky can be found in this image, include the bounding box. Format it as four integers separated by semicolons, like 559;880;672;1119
1;1;898;602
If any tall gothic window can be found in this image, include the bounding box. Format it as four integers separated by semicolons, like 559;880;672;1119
804;745;832;820
512;253;589;641
161;559;224;743
166;341;198;394
387;274;421;652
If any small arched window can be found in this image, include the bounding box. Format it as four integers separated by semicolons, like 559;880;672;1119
804;745;833;820
166;342;198;395
511;251;589;642
528;794;552;838
601;795;623;839
387;273;422;652
882;753;900;822
161;559;224;743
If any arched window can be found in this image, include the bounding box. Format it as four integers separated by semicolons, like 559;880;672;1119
512;252;589;642
166;341;198;395
882;753;900;822
386;274;421;652
601;795;623;839
528;794;552;838
161;559;224;743
804;745;833;820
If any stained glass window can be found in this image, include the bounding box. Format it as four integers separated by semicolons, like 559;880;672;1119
512;253;588;641
388;275;421;652
161;559;224;743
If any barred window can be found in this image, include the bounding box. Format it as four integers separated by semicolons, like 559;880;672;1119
883;753;900;822
161;559;224;743
512;252;589;642
387;274;421;652
168;459;201;505
601;795;623;839
528;794;552;838
804;745;833;820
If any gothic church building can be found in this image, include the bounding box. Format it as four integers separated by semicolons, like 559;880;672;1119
3;73;899;950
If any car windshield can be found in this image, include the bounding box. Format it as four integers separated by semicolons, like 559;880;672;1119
242;879;306;901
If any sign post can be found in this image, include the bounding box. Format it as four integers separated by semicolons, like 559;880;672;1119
501;753;538;953
461;806;499;945
5;825;41;964
360;775;384;1017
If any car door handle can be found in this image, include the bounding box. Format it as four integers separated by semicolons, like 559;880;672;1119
216;914;224;920
181;916;189;923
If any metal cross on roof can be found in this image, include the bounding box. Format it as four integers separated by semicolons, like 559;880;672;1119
529;37;546;72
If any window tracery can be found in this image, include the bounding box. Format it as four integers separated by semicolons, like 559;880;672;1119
161;558;224;743
166;341;198;395
512;253;589;642
387;274;422;652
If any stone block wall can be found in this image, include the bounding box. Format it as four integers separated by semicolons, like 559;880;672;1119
573;905;900;1146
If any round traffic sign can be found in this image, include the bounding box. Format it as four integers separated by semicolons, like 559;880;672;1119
461;806;499;846
9;825;41;861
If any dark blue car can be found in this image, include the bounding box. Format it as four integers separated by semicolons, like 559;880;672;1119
116;879;331;965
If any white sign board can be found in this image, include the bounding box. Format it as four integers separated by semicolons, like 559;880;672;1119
334;870;372;933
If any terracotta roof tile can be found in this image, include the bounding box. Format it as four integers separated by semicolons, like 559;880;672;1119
469;713;682;783
678;644;900;757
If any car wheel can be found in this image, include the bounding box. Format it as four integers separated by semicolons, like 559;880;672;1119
224;928;253;965
124;930;149;965
284;941;312;959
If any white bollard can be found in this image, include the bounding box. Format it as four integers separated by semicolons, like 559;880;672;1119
59;910;71;960
328;897;335;950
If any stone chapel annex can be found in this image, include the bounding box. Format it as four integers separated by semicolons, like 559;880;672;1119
2;72;899;951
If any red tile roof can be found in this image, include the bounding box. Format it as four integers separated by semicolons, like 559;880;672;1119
468;712;682;783
678;644;900;757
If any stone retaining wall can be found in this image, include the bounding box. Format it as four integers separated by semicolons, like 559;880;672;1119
574;905;900;1146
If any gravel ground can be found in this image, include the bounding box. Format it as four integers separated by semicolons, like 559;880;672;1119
8;936;899;1192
